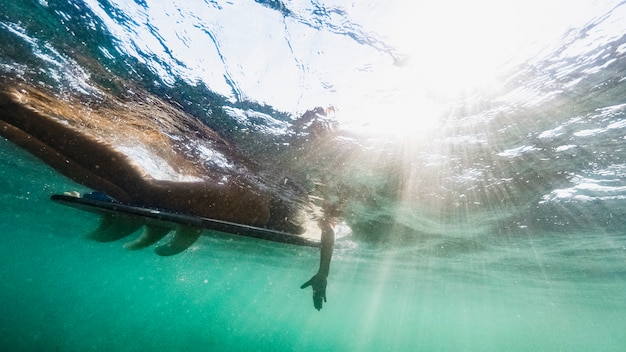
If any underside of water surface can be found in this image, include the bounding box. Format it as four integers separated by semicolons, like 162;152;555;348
1;0;626;351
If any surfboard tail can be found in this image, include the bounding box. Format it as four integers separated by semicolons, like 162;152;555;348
88;216;202;255
87;215;144;242
123;225;171;250
154;226;203;256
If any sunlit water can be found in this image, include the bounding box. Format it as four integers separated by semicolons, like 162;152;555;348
2;137;625;351
2;0;626;351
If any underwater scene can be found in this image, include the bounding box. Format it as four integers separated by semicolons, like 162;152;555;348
1;0;626;351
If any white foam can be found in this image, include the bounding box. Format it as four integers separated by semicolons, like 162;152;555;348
117;145;202;182
497;145;538;158
195;144;233;169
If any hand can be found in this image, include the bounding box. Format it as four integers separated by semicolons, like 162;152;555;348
300;272;327;310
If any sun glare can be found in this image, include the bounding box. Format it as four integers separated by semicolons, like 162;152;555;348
336;0;610;138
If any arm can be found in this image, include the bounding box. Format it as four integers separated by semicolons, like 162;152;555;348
300;218;335;310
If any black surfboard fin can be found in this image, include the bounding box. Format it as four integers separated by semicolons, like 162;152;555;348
86;214;115;235
154;226;202;256
87;215;144;242
123;225;171;250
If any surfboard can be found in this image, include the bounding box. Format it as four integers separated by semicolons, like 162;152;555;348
51;193;320;252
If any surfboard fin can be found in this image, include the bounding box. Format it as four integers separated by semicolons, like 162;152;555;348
87;215;144;242
154;226;202;256
123;225;171;250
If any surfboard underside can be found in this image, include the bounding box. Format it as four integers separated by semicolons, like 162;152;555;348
51;193;320;256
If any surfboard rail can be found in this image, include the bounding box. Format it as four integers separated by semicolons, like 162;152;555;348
51;193;320;248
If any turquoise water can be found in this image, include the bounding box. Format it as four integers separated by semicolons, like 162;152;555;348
2;0;626;351
2;138;626;351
